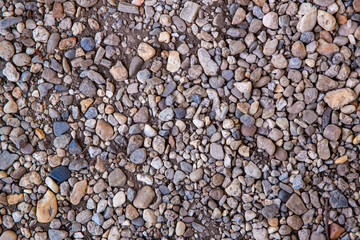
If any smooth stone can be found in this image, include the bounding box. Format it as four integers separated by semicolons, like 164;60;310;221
70;180;87;205
49;166;71;183
263;12;278;29
285;194;308;215
3;62;20;82
244;161;262;179
53;122;70;136
110;61;128;81
225;179;242;197
0;41;15;61
48;230;68;240
130;148;146;164
80;37;95;51
12;53;31;66
324;88;357;110
257;136;276;155
133;186;155;208
262;204;279;219
129;56;144;76
96;120;114;141
198;48;219;76
210;143;224;160
0;151;19;170
138;42;156;61
76;0;98;7
329;190;348;208
36;190;58;223
0;230;17;240
180;1;200;23
317;10;336;31
297;7;317;33
0;17;22;30
166;51;181;73
108;168;127;187
4;99;18;113
69;140;82;155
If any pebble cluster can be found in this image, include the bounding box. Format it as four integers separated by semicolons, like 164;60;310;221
1;0;360;239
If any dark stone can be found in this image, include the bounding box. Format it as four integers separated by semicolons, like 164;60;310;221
174;108;186;119
279;190;291;202
69;140;82;155
80;37;95;51
262;204;279;219
330;190;348;208
84;107;97;119
49;166;71;183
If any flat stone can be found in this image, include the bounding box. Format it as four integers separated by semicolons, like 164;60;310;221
317;39;339;57
3;62;20;82
355;0;360;12
271;54;288;69
110;61;128;81
329;223;345;239
317;10;336;31
176;221;186;236
133;107;149;123
0;230;17;240
80;37;95;51
316;74;338;91
244;161;262;179
49;166;71;183
263;12;278;29
113;191;126;207
53;134;71;149
180;1;200;23
129;56;143;76
12;53;31;67
329;190;348;208
33;26;50;43
166;51;181;73
0;17;22;30
0;151;19;170
130;148;146;164
36;190;57;223
127;135;143;154
324;88;357;110
59;37;77;50
291;41;306;59
133;186;155;208
285;194;308;215
153;136;165;154
118;2;139;14
210;143;224;160
257;135;276;155
53;122;70;136
0;41;15;61
225;179;242;197
70;180;87;205
4;99;18;113
253;228;268;240
198;48;219;76
108;168;127;187
229;40;245;55
47;33;60;54
234;81;252;94
297;7;317;32
138;42;156;61
159;107;174;121
96;120;114;141
287;215;304;230
324;124;341;141
76;0;98;7
69;140;82;155
48;230;68;240
262;204;279;219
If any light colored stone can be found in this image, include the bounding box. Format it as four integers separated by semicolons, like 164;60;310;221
166;51;181;73
317;10;336;31
110;61;128;81
138;42;156;61
225;179;242;197
0;40;15;61
271;54;288;69
263;12;278;29
297;7;317;33
133;186;155;208
244;161;262;179
176;221;186;236
257;135;276;155
96;120;114;141
36;190;57;223
232;7;246;25
3;62;20;82
180;1;200;23
143;209;156;226
0;230;17;240
4;99;18;113
113;191;126;207
33;26;50;43
234;81;252;94
324;88;357;110
70;180;87;205
198;48;219;76
12;53;31;66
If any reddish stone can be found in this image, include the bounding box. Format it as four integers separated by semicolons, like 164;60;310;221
329;223;345;239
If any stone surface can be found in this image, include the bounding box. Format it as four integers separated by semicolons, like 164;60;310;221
49;166;71;183
324;88;357;110
180;1;200;23
76;0;98;7
166;51;181;73
0;40;15;61
317;10;336;31
70;180;87;205
263;12;278;29
198;48;219;76
297;7;317;32
36;190;58;223
0;151;19;170
108;168;127;187
133;186;155;208
110;61;128;81
96;120;114;141
285;194;308;215
138;43;156;61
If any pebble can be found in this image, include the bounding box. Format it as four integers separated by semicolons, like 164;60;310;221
80;37;95;51
133;186;155;208
108;168;127;187
76;0;98;7
180;1;200;23
0;231;17;240
198;48;219;76
70;180;87;205
49;166;71;183
166;51;181;73
262;12;278;29
324;88;356;110
209;143;224;160
0;41;15;61
3;62;20;82
95;120;114;141
271;54;288;69
36;190;57;223
0;151;19;170
329;223;345;239
285;194;308;215
317;10;336;31
110;61;128;81
297;7;317;32
138;42;156;61
244;161;262;179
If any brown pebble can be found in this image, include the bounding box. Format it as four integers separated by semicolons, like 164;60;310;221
329;223;345;239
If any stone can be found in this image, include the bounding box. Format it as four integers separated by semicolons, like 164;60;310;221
153;136;165;154
118;2;139;14
314;0;334;7
324;124;341;141
19;171;42;188
33;26;50;43
166;51;181;73
316;39;339;57
0;41;15;61
110;61;128;81
80;37;95;51
189;168;203;182
70;180;87;205
113;191;126;207
354;0;360;12
244;161;262;179
291;41;306;59
69;140;82;155
329;190;348;208
297;7;317;33
130;148;146;164
329;223;345;239
198;48;219;76
0;230;17;240
324;88;357;110
257;136;276;155
48;230;68;240
316;74;338;91
49;166;71;183
287;215;303;230
104;34;120;45
210;143;224;160
4;99;18;113
36;190;58;223
133;107;149;123
158;108;174;121
138;42;156;61
3;62;20;82
52;3;63;18
225;179;242;197
76;0;98;7
0;17;21;30
133;186;155;208
262;204;279;219
263;12;278;29
0;151;19;170
13;53;31;67
108;168;127;187
253;228;268;240
234;81;252;94
127;135;143;154
229;40;245;55
317;10;336;31
126;204;139;220
285;194;308;215
180;1;200;23
129;56;144;76
59;37;77;50
53;122;70;136
176;221;186;236
96;120;114;141
271;54;288;69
